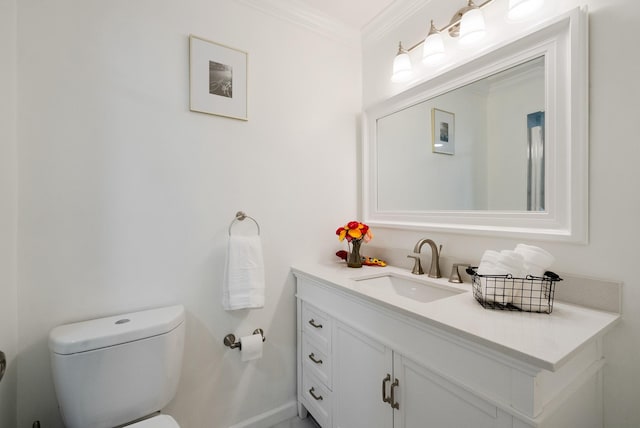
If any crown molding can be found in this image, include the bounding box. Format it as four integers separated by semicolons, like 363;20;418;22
236;0;361;48
362;0;433;44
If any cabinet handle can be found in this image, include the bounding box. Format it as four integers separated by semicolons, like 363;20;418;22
390;378;399;410
308;353;323;365
309;387;323;401
0;350;5;384
308;319;323;329
382;373;391;404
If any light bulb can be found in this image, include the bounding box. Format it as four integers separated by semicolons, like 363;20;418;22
422;21;445;65
459;7;486;45
508;0;544;20
391;42;412;82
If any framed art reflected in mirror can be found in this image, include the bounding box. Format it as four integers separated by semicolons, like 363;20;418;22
432;108;455;155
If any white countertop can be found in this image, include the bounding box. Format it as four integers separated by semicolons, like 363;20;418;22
292;262;620;371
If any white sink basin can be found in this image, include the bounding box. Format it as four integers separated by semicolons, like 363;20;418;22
352;273;463;303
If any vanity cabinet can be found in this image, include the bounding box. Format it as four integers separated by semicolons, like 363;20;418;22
295;267;614;428
301;301;511;428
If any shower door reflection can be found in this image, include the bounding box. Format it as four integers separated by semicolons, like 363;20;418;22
527;111;545;211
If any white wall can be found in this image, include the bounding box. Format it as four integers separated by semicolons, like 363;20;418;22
363;0;640;426
0;0;18;426
15;0;360;426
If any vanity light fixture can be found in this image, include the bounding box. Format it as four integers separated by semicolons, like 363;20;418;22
391;0;543;82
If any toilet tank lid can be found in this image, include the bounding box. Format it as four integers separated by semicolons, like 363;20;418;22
49;305;185;355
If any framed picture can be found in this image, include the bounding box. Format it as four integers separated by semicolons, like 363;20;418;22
189;35;248;120
431;108;455;155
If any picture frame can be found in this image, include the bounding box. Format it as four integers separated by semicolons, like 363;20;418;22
189;35;248;120
431;108;455;155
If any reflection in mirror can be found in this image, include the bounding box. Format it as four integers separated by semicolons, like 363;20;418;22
376;56;544;212
527;110;545;211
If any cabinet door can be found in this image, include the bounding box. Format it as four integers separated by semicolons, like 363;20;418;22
393;354;512;428
333;321;393;428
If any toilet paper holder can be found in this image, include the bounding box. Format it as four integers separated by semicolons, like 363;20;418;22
224;329;266;350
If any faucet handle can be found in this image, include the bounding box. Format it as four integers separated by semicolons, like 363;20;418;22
407;255;424;275
449;263;471;283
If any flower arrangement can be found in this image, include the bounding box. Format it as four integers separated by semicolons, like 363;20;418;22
336;221;373;243
336;221;373;268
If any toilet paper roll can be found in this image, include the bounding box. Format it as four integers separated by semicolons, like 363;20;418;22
240;333;263;362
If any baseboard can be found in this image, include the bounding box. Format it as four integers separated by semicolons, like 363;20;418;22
228;400;298;428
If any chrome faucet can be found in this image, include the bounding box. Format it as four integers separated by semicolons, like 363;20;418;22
407;238;442;278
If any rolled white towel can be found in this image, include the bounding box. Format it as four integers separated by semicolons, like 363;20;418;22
477;250;511;304
512;244;554;311
498;250;525;278
477;250;500;274
514;244;555;277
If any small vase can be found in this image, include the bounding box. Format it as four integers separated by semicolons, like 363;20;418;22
347;240;363;268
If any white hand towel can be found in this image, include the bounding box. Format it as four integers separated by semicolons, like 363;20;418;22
223;235;265;310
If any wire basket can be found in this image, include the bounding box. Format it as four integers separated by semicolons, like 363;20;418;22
466;267;562;314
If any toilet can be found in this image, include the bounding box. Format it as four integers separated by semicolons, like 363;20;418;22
48;305;185;428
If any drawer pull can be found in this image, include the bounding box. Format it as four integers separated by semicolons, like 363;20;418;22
390;378;399;410
0;351;5;384
308;353;323;365
382;373;391;404
309;387;323;401
308;319;323;329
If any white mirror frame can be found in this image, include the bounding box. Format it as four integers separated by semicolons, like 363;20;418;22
362;7;588;243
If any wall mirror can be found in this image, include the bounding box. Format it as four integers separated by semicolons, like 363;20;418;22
363;8;588;242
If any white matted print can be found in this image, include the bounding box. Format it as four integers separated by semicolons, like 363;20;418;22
189;35;247;120
431;108;455;155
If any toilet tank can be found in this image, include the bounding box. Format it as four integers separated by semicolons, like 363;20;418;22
49;305;185;428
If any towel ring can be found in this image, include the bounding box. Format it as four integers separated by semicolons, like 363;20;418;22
228;211;260;236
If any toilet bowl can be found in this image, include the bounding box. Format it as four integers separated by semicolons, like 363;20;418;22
128;414;180;428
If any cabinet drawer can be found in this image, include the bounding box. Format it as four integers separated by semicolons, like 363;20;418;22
301;302;331;352
302;334;332;388
302;370;332;428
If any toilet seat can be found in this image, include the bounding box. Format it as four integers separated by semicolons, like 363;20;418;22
127;415;180;428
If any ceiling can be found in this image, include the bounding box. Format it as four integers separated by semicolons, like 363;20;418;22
301;0;396;30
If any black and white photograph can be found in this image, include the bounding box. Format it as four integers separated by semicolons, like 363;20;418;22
190;35;247;120
209;61;232;98
439;121;449;142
